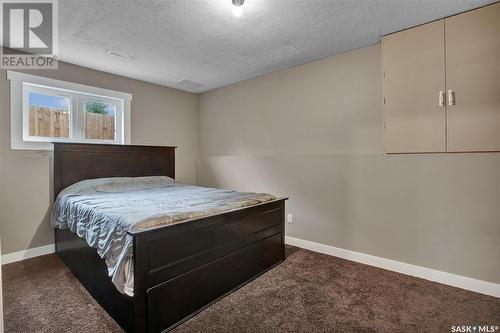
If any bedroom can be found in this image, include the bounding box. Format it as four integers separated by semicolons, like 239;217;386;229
0;0;499;332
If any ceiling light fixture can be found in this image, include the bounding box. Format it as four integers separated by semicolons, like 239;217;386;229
232;0;244;18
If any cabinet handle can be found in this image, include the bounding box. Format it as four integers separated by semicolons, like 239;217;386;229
438;90;445;107
448;89;456;106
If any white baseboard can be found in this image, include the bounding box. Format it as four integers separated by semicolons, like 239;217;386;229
1;244;55;265
285;236;500;298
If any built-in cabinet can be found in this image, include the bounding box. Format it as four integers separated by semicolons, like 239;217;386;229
382;3;500;153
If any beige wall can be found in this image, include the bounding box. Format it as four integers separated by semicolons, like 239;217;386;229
0;62;198;254
198;44;500;284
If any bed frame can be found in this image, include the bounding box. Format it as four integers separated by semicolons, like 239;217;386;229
53;143;286;333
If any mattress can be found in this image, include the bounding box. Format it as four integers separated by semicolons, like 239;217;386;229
51;176;276;296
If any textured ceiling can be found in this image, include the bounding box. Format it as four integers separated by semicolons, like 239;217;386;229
58;0;496;93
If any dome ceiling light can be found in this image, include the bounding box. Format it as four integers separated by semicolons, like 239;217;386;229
232;0;244;17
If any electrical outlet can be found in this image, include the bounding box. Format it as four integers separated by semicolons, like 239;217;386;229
287;213;293;224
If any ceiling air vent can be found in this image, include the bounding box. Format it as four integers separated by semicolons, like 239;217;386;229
176;79;204;91
107;50;136;61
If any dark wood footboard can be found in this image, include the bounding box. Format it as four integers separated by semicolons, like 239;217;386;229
131;199;286;332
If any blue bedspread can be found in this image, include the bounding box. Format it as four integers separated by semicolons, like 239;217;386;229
51;176;276;295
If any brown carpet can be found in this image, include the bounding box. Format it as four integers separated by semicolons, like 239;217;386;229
3;246;499;333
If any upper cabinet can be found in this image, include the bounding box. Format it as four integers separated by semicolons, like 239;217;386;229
445;4;500;152
382;20;446;153
382;3;500;153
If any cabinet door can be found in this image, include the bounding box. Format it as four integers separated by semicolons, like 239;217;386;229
382;20;446;153
446;3;500;152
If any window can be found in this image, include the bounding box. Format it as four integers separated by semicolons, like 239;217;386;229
8;71;132;150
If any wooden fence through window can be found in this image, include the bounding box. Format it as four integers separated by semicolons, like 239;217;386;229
29;106;69;138
85;112;115;140
29;106;115;140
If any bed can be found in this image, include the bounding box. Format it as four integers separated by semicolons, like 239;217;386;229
53;143;287;333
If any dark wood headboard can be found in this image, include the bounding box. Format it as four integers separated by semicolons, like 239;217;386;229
54;143;176;198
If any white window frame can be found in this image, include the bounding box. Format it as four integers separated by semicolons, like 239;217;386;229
8;71;132;150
